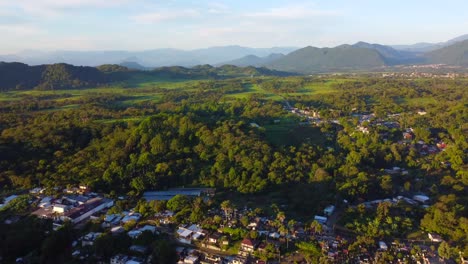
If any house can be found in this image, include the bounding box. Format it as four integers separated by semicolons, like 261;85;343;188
324;205;335;216
39;197;53;208
111;226;125;234
127;225;157;239
129;245;147;254
121;213;141;223
110;254;129;264
412;195;430;204
428;233;443;242
155;210;174;224
184;255;199;264
79;185;89;194
0;195;18;208
269;232;280;239
240;238;255;252
207;232;222;244
53;204;69;213
314;215;327;224
229;257;248;264
30;188;44;194
81;232;101;246
126;260;144;264
403;132;413;140
139;225;157;234
177;225;204;244
378;241;388;250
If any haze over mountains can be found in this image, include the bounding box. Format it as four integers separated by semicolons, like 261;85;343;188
1;35;468;74
0;46;298;68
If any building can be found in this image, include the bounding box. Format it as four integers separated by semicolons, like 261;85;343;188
324;205;335;216
110;254;129;264
81;232;102;246
0;195;18;209
314;215;327;224
428;233;443;242
412;195;430;204
207;232;222;244
61;197;114;224
177;224;205;244
240;238;255;253
53;204;70;213
184;255;199;264
143;188;215;201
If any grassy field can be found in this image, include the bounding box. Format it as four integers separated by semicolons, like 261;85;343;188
224;83;284;100
224;78;342;101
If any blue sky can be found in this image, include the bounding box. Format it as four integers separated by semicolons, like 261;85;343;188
0;0;467;53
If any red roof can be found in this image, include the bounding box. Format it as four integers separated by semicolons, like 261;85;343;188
241;238;254;246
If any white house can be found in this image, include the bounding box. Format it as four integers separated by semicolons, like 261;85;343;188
53;204;69;213
324;205;335;216
428;233;443;242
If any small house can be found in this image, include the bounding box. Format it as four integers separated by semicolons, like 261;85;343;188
324;205;335;216
428;233;443;242
240;238;255;252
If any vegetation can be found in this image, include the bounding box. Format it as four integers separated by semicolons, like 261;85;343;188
0;73;466;262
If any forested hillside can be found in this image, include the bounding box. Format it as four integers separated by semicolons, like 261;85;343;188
0;62;111;91
0;62;295;91
267;45;386;73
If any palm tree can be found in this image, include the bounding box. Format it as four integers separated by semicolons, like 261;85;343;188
220;200;233;219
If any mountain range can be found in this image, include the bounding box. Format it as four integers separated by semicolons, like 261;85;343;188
266;39;468;73
391;34;468;52
1;35;468;74
0;46;298;68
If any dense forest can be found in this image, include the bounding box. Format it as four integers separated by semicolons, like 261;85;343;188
0;75;466;262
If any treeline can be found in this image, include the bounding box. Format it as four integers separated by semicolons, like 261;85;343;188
0;62;295;92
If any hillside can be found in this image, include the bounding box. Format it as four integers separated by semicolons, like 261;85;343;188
150;64;294;78
0;62;111;91
352;42;423;65
267;45;386;73
219;53;285;67
0;62;295;91
426;39;468;66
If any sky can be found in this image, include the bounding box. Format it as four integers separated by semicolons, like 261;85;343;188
0;0;467;53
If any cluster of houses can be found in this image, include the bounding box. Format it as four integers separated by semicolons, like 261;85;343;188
70;205;159;262
400;127;453;169
30;187;114;229
169;204;340;264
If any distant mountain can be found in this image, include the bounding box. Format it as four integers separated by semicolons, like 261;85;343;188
219;53;285;67
352;42;423;65
119;61;150;70
267;45;386;73
426;39;468;66
0;46;298;67
392;34;468;52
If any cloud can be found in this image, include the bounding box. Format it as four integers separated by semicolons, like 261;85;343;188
0;0;134;18
244;4;340;20
0;24;43;36
131;9;201;24
206;2;229;14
